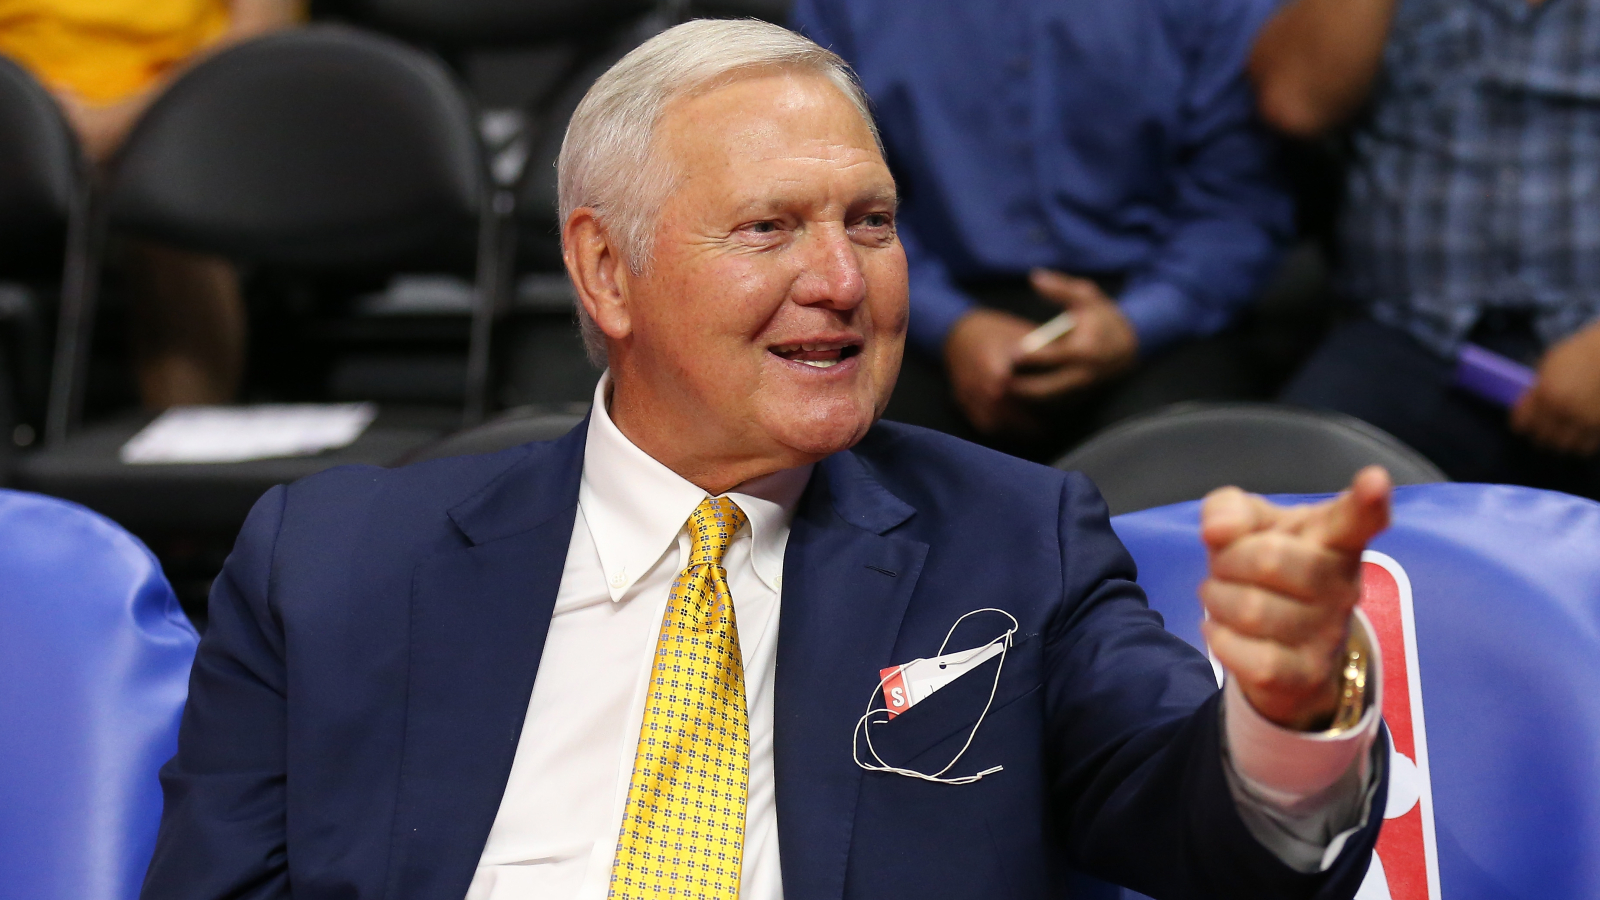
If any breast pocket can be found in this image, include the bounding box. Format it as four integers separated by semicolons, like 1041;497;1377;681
860;635;1041;778
845;638;1052;899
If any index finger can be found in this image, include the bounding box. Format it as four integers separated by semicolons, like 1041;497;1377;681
1306;466;1392;555
1029;268;1094;298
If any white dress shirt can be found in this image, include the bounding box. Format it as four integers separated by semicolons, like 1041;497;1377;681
466;375;807;900
466;374;1380;899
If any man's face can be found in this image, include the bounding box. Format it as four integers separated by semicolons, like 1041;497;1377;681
611;70;907;473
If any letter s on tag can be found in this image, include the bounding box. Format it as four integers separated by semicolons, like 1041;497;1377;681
878;641;1006;719
880;666;911;718
856;608;1018;785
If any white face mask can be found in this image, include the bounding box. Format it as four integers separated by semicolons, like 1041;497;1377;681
852;608;1019;785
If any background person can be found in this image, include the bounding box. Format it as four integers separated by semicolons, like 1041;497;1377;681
0;0;298;408
142;21;1388;900
1253;0;1600;499
791;0;1294;459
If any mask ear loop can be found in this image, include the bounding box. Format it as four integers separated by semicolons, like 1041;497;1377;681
852;609;1019;785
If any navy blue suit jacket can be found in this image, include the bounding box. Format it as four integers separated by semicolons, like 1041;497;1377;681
142;421;1384;900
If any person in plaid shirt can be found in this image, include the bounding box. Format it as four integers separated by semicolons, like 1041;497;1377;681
1253;0;1600;499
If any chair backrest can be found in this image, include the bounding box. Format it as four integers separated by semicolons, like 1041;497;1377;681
513;15;667;270
406;404;585;462
109;27;486;268
46;27;503;440
1055;403;1447;516
0;54;79;272
1111;484;1600;899
348;0;655;48
0;489;198;900
343;0;666;269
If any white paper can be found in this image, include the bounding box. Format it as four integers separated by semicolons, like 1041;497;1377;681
1018;312;1077;355
356;275;477;316
895;642;1006;708
120;403;378;464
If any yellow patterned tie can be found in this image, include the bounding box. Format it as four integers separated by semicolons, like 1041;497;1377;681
610;496;750;900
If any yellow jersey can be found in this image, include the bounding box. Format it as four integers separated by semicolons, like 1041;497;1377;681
0;0;231;103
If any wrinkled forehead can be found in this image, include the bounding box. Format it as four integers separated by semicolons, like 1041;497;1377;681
656;69;889;166
651;69;892;204
665;62;884;152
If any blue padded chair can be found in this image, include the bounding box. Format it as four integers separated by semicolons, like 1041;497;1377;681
0;489;197;900
1111;484;1600;900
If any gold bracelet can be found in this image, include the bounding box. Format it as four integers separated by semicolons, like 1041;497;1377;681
1327;623;1372;735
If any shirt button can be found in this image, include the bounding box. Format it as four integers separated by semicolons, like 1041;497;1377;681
774;575;784;591
610;570;626;589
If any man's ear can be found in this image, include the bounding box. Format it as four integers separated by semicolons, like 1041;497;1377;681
563;208;633;344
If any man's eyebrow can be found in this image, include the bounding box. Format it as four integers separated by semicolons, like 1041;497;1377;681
854;189;900;209
732;198;795;217
730;190;900;217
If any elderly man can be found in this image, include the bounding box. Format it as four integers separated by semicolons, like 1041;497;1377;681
142;20;1389;900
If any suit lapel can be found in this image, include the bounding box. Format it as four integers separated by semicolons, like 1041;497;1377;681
775;450;927;900
386;422;589;900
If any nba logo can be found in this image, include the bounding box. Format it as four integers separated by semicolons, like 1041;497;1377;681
1355;552;1442;900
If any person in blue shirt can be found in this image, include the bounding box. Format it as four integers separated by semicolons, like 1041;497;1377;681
1253;0;1600;499
791;0;1293;459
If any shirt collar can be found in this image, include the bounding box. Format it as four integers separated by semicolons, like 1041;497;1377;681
578;373;812;601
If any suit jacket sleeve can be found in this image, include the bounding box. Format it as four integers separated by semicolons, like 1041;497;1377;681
1043;472;1384;899
141;485;292;900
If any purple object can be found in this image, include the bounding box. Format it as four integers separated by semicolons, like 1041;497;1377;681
1454;343;1537;408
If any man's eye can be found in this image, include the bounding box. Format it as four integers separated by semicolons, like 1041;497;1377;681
860;213;892;228
747;221;778;234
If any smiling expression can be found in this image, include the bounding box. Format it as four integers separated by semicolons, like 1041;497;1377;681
585;69;909;489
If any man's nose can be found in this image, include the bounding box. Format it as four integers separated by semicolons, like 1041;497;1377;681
792;225;867;310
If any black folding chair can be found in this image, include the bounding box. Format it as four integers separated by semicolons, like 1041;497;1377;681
19;27;504;534
0;54;78;276
348;0;668;411
1055;403;1448;516
0;55;83;482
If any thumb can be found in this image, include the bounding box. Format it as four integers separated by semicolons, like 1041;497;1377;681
1309;466;1392;555
1030;269;1103;310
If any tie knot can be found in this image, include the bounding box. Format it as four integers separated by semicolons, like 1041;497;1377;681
688;496;746;568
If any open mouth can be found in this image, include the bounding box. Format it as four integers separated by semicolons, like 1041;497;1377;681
769;341;863;369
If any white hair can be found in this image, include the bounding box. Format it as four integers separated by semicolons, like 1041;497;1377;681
556;18;881;365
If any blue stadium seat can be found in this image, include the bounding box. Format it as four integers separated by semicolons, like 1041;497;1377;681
1111;484;1600;900
0;490;197;900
